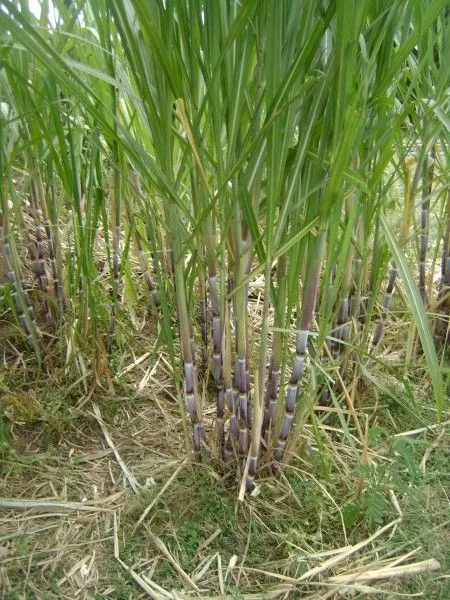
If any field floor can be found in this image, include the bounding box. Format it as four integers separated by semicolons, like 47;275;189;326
0;341;449;599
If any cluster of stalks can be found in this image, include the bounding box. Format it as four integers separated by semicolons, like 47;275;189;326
0;0;448;489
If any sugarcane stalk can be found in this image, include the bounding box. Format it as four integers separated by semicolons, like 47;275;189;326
233;207;249;457
28;218;52;324
112;163;122;307
222;240;238;458
418;149;434;305
28;156;54;326
440;188;450;300
0;211;40;350
201;196;223;451
209;258;224;451
332;188;360;359
44;218;66;315
134;232;161;308
349;212;365;340
246;249;272;488
435;187;450;343
371;263;398;348
350;255;363;323
128;172;160;309
274;229;326;461
189;168;209;368
223;294;238;457
102;8;122;335
144;213;163;297
171;208;203;452
262;253;287;441
335;256;354;357
104;154;122;352
244;234;253;432
245;366;263;490
371;154;414;350
197;258;208;372
198;269;208;366
319;261;336;393
36;168;66;317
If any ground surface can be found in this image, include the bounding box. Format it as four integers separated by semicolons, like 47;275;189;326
0;341;448;600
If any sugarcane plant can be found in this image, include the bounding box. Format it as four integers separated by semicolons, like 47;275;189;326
0;0;448;489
